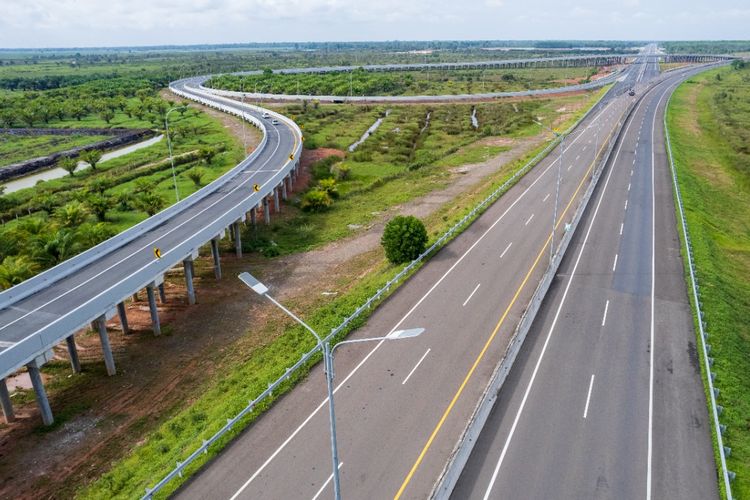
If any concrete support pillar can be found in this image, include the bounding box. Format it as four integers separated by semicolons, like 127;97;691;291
96;315;116;376
158;283;167;303
211;238;222;280
281;178;288;201
250;207;257;227
132;292;139;302
66;335;81;373
0;378;15;423
146;283;161;336
263;197;271;225
117;302;129;334
288;171;294;191
234;222;242;258
273;187;280;213
183;259;196;305
27;361;53;426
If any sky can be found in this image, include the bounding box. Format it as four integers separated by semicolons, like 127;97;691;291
0;0;748;49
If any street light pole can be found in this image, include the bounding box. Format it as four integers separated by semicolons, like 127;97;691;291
238;272;424;500
164;106;185;202
535;119;564;266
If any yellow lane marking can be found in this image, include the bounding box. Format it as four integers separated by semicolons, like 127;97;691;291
394;116;619;499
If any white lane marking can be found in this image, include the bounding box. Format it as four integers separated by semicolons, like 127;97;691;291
601;300;610;326
624;200;628;211
462;283;481;307
575;155;580;160
525;214;534;226
227;96;618;500
500;242;513;259
628;182;631;191
582;145;587;152
0;340;15;348
620;222;624;235
311;462;343;500
0;112;286;335
542;193;550;202
567;164;573;171
631;169;634;177
402;348;431;385
583;374;595;419
481;82;650;500
612;254;618;272
633;157;636;165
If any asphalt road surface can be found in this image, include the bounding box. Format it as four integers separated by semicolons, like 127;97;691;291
175;65;643;499
451;59;718;500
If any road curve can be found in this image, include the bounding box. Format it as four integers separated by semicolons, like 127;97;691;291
0;78;302;383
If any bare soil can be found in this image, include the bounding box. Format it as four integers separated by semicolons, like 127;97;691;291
0;108;547;499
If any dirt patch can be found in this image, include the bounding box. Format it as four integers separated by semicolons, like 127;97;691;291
0;132;544;499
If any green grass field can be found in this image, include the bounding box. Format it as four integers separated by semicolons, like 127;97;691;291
0;133;110;167
210;66;600;97
667;65;750;498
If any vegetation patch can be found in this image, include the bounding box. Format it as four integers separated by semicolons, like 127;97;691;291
667;64;750;498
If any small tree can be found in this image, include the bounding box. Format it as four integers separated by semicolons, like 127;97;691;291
0;255;39;290
199;147;217;165
134;191;166;216
186;168;206;188
99;108;115;124
59;157;78;177
56;201;89;227
81;149;102;170
381;215;428;264
84;193;114;222
317;178;339;199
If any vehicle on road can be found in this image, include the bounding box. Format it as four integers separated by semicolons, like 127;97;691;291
629;88;636;96
262;111;270;119
272;118;279;125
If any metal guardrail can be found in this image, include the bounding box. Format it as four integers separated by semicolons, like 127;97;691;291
142;70;617;499
0;83;302;381
664;92;734;499
430;63;730;498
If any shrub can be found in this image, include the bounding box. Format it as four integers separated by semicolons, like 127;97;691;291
330;163;350;180
381;215;428;264
300;189;333;212
317;178;339;199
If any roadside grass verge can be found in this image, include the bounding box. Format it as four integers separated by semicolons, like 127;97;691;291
667;65;750;498
77;87;607;499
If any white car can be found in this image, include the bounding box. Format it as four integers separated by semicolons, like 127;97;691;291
272;119;279;125
262;112;270;119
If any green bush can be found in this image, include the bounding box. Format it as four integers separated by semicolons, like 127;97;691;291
330;162;350;181
300;189;333;212
317;178;339;199
381;215;428;264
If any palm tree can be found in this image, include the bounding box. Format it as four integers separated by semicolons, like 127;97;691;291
0;255;39;290
81;150;102;170
55;201;89;227
186;168;206;188
59;157;78;177
133;191;165;216
38;228;81;266
84;193;114;222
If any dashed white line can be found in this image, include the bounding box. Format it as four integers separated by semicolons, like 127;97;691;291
612;253;618;272
525;213;534;226
567;164;573;171
624;200;628;211
630;169;634;177
542;193;550;203
402;348;431;385
311;462;343;500
583;374;595;419
601;299;610;326
627;182;631;191
620;222;624;235
500;242;513;259
575;154;580;161
462;283;481;307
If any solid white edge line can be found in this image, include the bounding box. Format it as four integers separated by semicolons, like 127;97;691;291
500;242;513;259
402;348;431;385
311;462;343;500
227;96;617;500
601;299;610;327
583;374;595;419
481;82;652;500
463;283;481;307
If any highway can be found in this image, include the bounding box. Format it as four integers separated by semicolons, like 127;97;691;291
174;61;646;499
0;80;300;384
451;56;718;499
